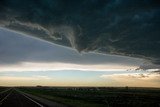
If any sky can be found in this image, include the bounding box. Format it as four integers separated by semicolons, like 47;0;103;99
0;0;159;64
0;0;160;87
0;28;160;87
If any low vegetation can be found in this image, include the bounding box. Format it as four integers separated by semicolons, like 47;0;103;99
0;87;9;93
19;87;160;107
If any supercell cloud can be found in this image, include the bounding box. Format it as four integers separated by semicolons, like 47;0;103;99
0;29;144;71
0;0;160;64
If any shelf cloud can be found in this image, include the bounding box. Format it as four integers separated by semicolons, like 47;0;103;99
0;0;159;65
0;28;146;72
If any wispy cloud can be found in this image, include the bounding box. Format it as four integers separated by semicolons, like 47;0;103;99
101;73;160;80
0;62;138;72
0;75;51;81
100;73;160;87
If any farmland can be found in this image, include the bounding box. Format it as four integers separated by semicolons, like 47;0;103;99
18;87;160;107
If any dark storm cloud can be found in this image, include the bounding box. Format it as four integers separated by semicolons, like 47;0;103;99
0;0;160;64
0;28;143;66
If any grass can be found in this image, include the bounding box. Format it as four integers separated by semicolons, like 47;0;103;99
19;87;160;107
0;87;8;93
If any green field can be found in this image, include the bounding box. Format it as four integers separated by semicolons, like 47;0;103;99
0;87;8;93
18;87;160;107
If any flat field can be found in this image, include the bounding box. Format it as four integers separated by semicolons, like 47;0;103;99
18;87;160;107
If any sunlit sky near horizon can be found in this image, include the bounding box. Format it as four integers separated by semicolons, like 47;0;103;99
0;28;160;87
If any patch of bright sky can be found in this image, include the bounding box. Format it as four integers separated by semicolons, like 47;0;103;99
1;70;159;87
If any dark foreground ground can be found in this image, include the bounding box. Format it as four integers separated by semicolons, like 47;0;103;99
0;87;160;107
0;88;44;107
0;87;66;107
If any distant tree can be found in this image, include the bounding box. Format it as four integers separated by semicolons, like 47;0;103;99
125;86;129;90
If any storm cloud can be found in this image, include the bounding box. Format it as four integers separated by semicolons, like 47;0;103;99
0;0;160;64
0;28;145;68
